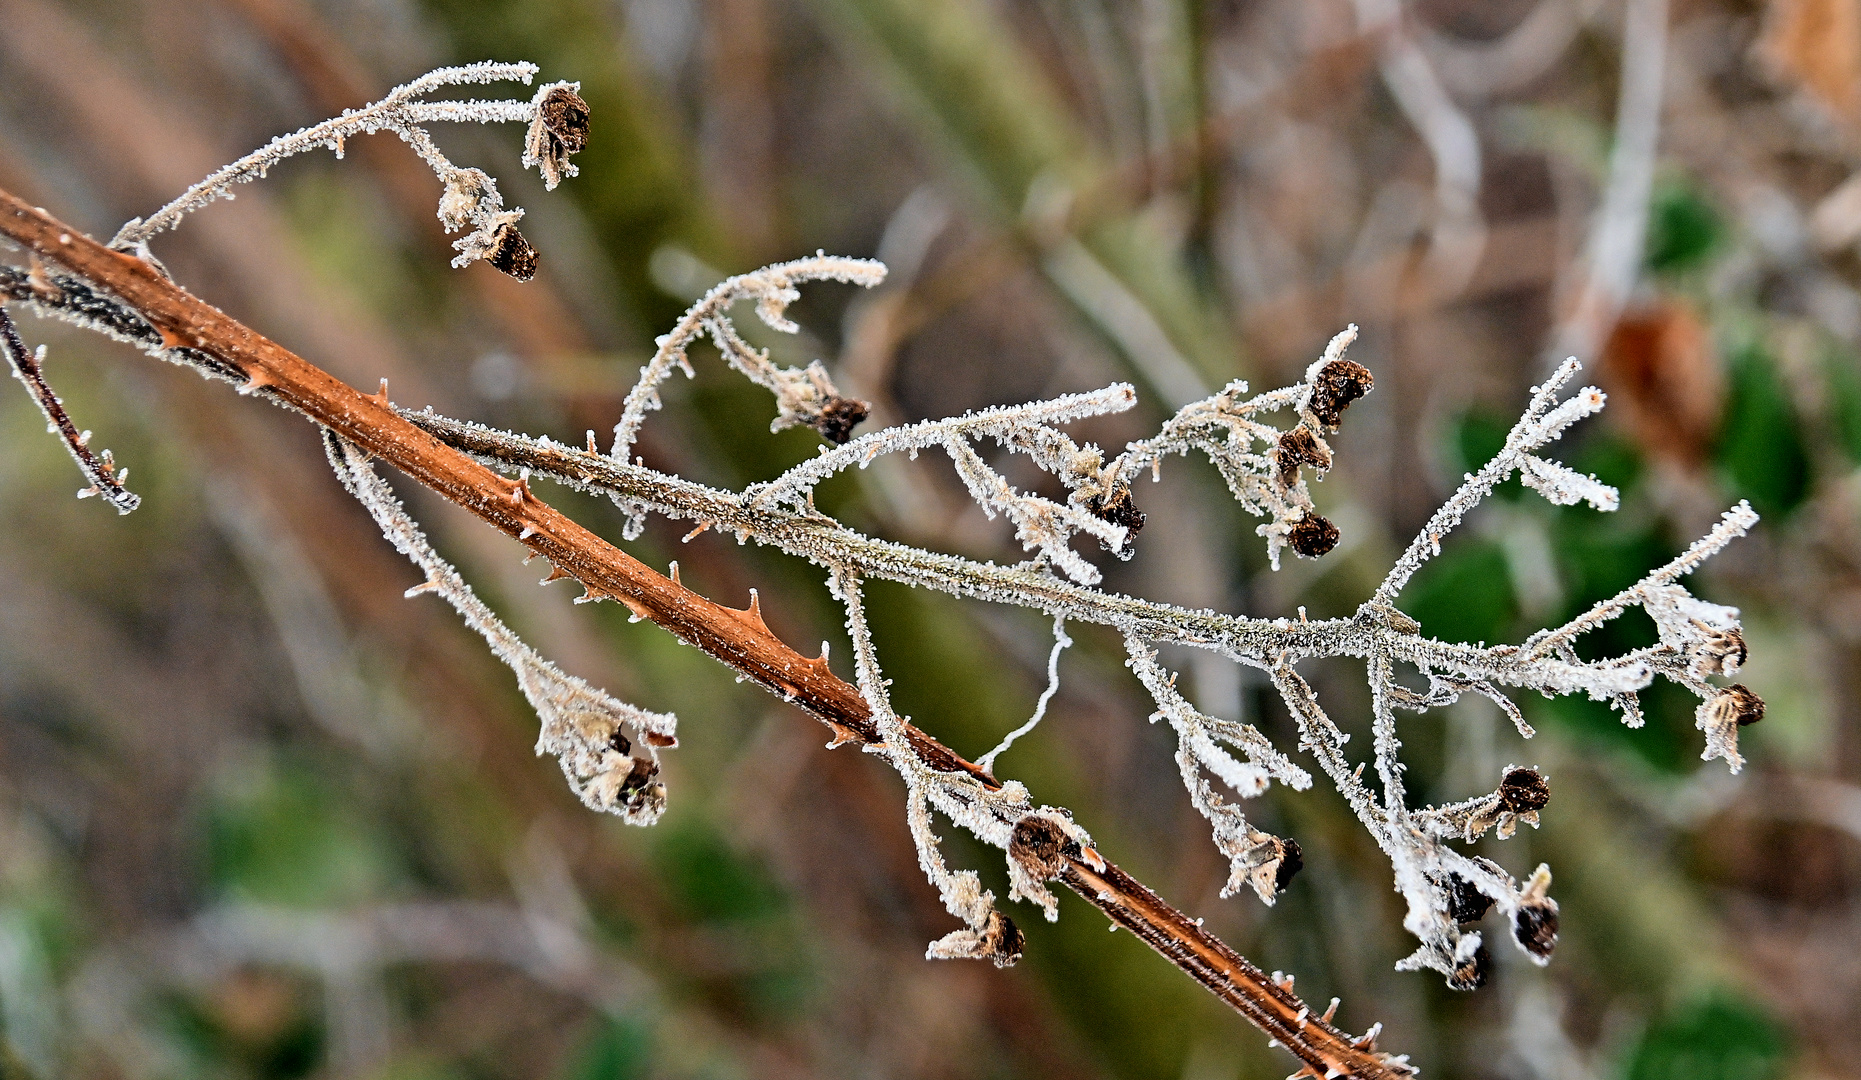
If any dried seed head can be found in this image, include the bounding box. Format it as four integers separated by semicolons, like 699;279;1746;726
811;395;871;444
1084;483;1147;536
487;223;538;281
538;85;591;155
1444;874;1495;924
1288;512;1340;558
1009;815;1070;881
609;756;666;820
977;909;1026;968
1498;767;1550;813
1272;837;1303;893
1447;942;1492;991
1275;426;1331;486
1512;898;1559;962
1697;624;1748;676
1308;359;1373;430
1721;683;1765;726
524;82;591;190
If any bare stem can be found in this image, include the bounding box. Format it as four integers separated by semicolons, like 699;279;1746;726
0;302;140;513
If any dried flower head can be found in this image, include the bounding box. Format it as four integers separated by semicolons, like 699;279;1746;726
1271;837;1304;893
486;222;539;281
1444;873;1495;924
1275;425;1331;486
1697;683;1765;771
1288;512;1340;558
812;395;871;444
1083;482;1146;535
524;82;591;190
1498;767;1550;813
1512;866;1559;964
1009;814;1071;881
1447;942;1492;991
1306;358;1374;430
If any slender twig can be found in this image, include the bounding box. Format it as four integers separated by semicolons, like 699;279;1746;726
0;188;1412;1080
0;303;139;513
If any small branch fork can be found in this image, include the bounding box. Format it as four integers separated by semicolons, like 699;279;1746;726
0;190;1409;1080
0;301;139;513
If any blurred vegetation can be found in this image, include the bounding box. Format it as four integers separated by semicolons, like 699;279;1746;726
0;0;1856;1078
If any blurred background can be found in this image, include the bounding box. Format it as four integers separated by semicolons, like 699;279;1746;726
0;0;1853;1076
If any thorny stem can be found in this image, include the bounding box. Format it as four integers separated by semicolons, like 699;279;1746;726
0;189;1410;1080
0;302;139;513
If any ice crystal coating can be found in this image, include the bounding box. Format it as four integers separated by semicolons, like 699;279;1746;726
2;230;1765;995
325;435;675;824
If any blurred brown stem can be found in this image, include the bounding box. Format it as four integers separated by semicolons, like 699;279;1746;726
0;187;1406;1080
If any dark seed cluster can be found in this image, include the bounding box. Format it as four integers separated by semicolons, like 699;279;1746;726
487;222;539;281
1308;359;1373;430
1498;767;1550;813
1288;512;1340;558
978;909;1026;968
1513;899;1559;960
1447;943;1492;991
1723;683;1765;726
1274;426;1331;486
811;395;871;444
1084;483;1147;536
1444;873;1495;924
537;86;592;157
1009;815;1070;880
1272;838;1304;893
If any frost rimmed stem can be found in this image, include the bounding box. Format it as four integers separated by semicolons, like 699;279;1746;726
0;304;139;513
111;61;541;248
609;255;888;461
324;433;674;823
0;193;1416;1080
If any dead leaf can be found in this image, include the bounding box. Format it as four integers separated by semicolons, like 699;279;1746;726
1760;0;1861;126
1598;298;1724;466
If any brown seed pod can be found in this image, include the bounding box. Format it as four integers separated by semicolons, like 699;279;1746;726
1009;815;1070;880
1272;837;1304;893
1498;767;1550;813
977;909;1026;968
1447;943;1492;991
811;395;870;444
1084;483;1146;536
538;86;591;155
1444;874;1495;924
486;223;538;281
1308;359;1374;430
1698;625;1747;675
1288;512;1340;558
1275;426;1331;486
608;729;632;756
1513;898;1559;961
1721;683;1765;726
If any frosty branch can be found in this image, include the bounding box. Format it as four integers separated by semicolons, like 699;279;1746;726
0;61;1764;1080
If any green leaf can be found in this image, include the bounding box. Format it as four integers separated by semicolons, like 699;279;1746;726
1646;181;1724;276
1402;540;1518;646
1623;993;1788;1080
1823;346;1861;463
1716;342;1810;519
561;1017;652;1080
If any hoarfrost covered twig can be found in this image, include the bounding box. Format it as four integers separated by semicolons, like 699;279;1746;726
976;615;1071;774
324;433;675;824
109;62;587;280
610;255;887;460
1;67;1764;1058
0;305;140;513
